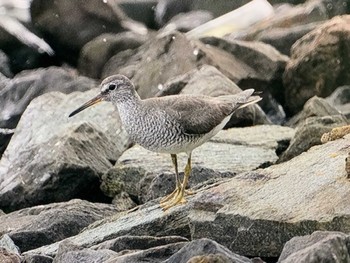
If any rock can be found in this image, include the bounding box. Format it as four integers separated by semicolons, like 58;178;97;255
24;254;53;263
278;231;350;263
0;89;129;212
0;128;14;159
321;125;350;143
0;247;21;263
283;15;350;115
279;115;348;162
287;96;342;128
158;65;270;127
155;0;250;26
326;86;350;119
118;0;158;28
162;10;213;33
103;31;288;103
30;0;147;64
346;152;350;178
91;235;188;251
0;199;121;252
0;66;97;129
53;240;118;263
101;125;294;204
0;50;12;77
23;132;350;258
165;239;252;263
78;32;148;79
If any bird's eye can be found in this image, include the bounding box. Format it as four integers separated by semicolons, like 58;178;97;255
109;84;116;90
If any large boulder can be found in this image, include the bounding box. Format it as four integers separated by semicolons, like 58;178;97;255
283;15;350;115
24;133;350;259
0;67;97;129
0;89;129;212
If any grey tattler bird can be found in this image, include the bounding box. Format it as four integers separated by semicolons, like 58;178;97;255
69;75;261;210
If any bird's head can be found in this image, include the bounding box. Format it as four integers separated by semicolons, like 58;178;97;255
69;75;135;117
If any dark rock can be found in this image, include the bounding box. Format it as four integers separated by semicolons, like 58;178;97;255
155;0;251;26
279;115;348;162
326;86;350;119
78;32;148;79
287;96;342;128
165;238;252;263
0;50;12;77
0;89;128;212
278;231;350;263
0;66;97;129
103;31;288;102
30;0;147;64
101;125;294;204
158;65;270;127
53;240;117;263
163;10;213;33
0;128;14;159
92;235;188;251
0;199;121;252
24;254;53;263
283;15;350;115
118;0;158;28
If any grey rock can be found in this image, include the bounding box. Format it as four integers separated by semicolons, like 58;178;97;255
0;89;128;212
24;133;350;259
103;31;288;103
163;10;213;33
53;240;117;263
0;199;121;252
30;0;147;64
105;242;186;263
326;86;350;119
78;32;148;79
279;231;350;263
283;15;350;115
91;235;188;251
158;65;270;127
0;66;97;129
155;0;251;26
287;96;342;128
0;128;14;158
165;238;252;263
279;115;349;162
0;234;20;255
101;125;293;203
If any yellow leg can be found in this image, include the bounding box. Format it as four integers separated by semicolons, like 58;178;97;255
160;154;181;204
161;152;192;210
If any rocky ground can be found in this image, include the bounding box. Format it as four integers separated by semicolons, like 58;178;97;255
0;0;350;262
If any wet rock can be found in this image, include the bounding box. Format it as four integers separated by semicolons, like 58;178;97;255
78;32;148;79
283;15;350;115
278;231;350;263
0;89;128;212
158;65;270;126
279;115;348;162
326;86;350;119
101;125;294;204
30;0;147;64
0;66;97;129
0;199;121;252
287;96;342;128
24;133;350;259
165;238;252;263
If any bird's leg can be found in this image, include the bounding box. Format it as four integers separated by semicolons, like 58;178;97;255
161;152;192;210
160;154;182;204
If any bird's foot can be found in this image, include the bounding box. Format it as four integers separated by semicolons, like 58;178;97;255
160;190;187;211
160;187;180;204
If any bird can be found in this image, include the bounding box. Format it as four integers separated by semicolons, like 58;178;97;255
69;74;261;210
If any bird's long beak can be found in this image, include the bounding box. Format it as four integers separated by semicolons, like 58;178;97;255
69;94;104;117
